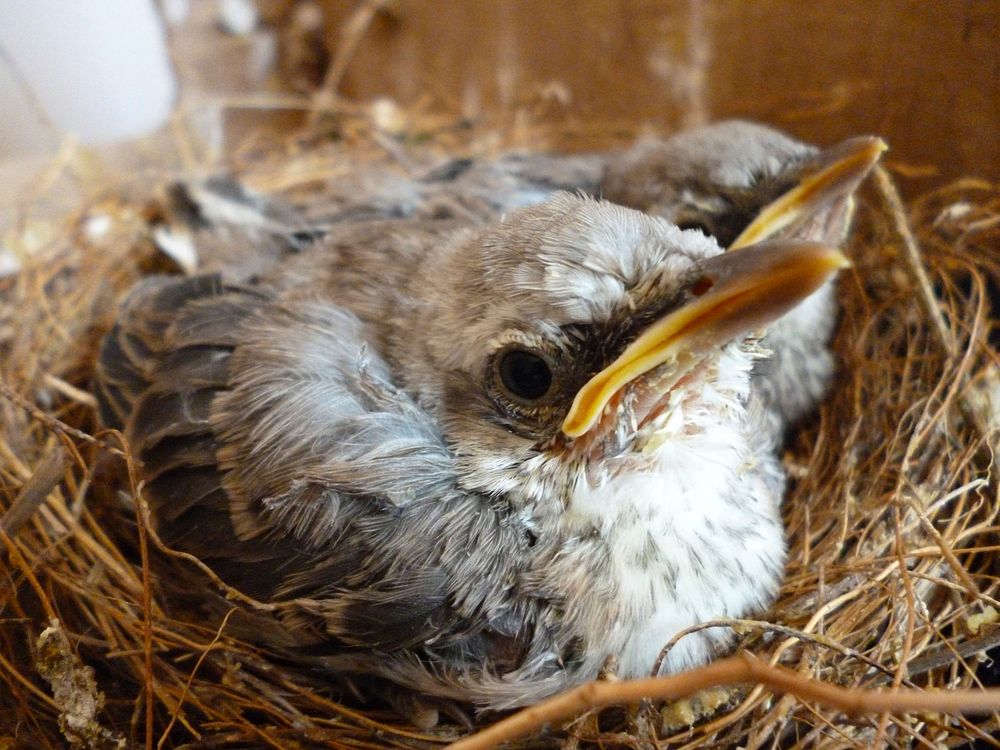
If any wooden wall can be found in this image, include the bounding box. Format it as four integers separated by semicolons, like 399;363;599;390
320;0;999;190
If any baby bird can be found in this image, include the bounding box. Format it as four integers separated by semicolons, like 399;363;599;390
94;125;880;711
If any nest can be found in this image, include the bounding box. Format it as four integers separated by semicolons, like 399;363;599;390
1;106;998;749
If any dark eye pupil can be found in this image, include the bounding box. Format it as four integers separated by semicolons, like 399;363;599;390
499;350;552;400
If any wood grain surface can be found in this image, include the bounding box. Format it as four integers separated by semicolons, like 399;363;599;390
321;0;999;189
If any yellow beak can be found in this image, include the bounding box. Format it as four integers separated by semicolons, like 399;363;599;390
730;136;887;249
561;241;849;438
560;134;886;439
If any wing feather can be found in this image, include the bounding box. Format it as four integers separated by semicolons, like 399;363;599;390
94;273;533;670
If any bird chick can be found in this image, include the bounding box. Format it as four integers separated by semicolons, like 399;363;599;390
96;189;847;710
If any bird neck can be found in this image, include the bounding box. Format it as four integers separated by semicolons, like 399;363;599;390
515;345;758;535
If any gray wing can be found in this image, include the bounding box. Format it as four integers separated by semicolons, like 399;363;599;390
302;152;608;225
154;154;607;282
95;275;531;666
151;177;325;281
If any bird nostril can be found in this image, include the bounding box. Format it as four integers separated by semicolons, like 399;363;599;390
691;276;714;297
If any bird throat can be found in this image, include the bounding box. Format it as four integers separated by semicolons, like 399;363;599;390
545;353;720;485
500;353;750;546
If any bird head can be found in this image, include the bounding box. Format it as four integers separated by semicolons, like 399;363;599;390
603;120;886;250
401;192;849;518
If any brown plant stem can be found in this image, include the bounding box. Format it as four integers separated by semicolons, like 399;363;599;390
447;652;1000;750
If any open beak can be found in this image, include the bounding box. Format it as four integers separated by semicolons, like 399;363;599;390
561;240;849;438
730;136;887;250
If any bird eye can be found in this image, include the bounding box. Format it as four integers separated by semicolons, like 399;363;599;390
497;349;553;401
